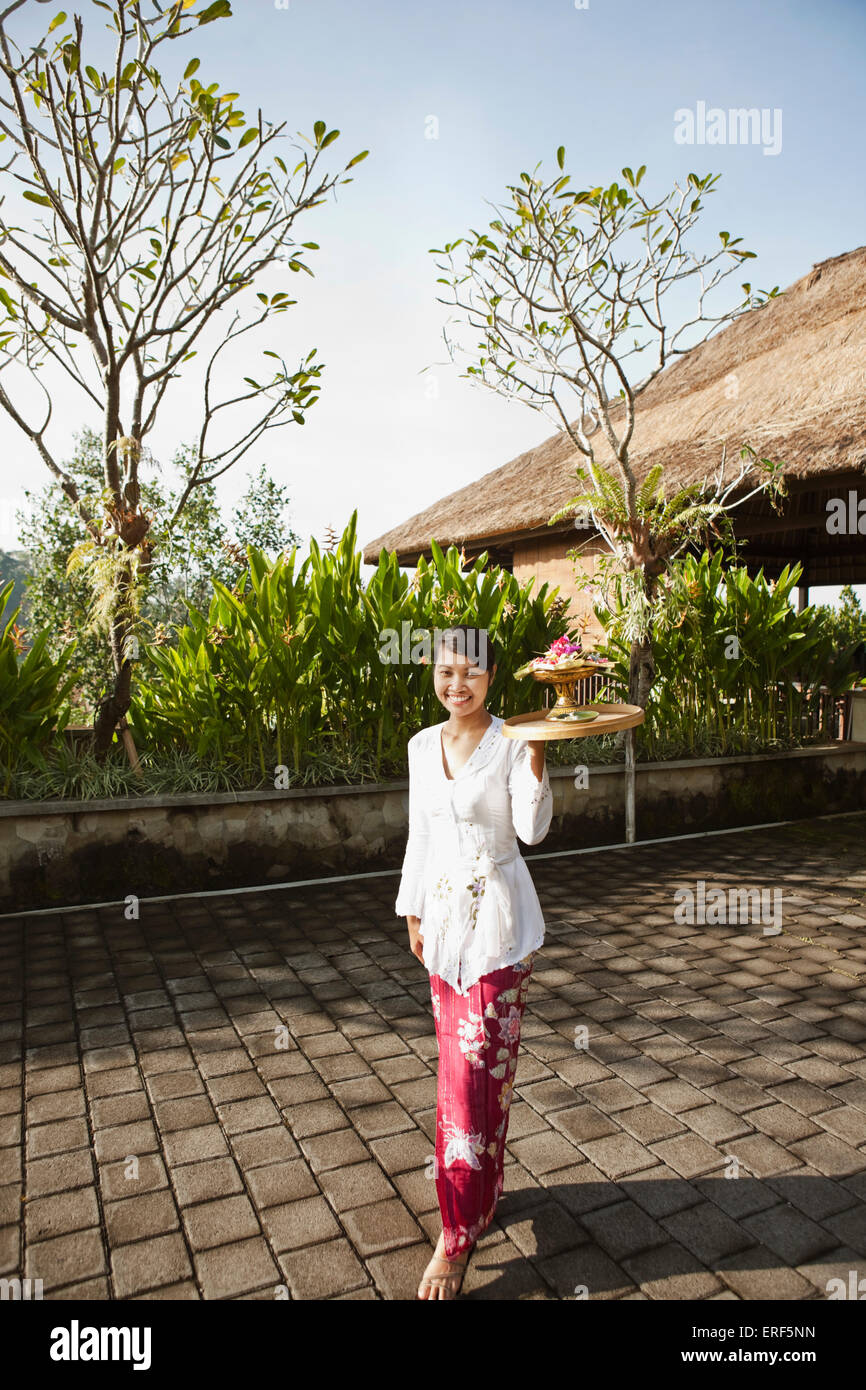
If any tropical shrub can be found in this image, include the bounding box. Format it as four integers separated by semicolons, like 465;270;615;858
595;551;860;757
129;512;570;782
0;579;79;793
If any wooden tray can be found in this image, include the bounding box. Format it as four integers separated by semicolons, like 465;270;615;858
502;702;645;740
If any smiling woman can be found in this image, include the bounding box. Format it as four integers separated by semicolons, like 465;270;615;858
396;623;553;1299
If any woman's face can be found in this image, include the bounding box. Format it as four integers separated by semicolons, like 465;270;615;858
433;644;495;717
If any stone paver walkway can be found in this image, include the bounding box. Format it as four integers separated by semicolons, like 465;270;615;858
2;812;865;1300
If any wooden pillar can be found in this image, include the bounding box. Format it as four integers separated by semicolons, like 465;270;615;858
625;726;636;844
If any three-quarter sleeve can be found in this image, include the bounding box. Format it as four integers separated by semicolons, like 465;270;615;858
508;738;553;845
395;735;430;918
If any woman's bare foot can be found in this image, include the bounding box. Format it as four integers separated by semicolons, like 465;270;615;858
416;1230;471;1300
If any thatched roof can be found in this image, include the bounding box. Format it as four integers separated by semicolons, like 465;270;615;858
363;244;866;566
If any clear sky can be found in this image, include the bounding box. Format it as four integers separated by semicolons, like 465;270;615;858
1;0;864;606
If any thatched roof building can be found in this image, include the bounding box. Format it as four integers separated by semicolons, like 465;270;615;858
363;244;866;628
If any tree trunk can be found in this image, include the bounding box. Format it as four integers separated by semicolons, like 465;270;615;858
91;549;137;760
628;634;655;708
92;657;133;758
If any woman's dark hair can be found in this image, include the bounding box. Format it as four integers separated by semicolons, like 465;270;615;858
433;625;498;672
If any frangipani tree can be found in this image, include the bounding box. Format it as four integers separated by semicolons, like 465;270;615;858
0;0;367;751
431;153;785;706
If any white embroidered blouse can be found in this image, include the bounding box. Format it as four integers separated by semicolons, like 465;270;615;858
394;714;554;995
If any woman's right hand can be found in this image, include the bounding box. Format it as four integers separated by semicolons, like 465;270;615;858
406;915;424;964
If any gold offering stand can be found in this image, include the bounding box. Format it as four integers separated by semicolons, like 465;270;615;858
503;659;645;842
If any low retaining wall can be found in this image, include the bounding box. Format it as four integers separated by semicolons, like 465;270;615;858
2;742;865;913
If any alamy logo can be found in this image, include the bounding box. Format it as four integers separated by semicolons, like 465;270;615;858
674;101;782;156
0;1276;43;1300
674;880;782;931
49;1320;152;1371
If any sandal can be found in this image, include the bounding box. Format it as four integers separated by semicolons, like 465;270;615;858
416;1238;475;1300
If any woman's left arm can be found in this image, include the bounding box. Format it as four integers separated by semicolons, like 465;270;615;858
508;737;553;845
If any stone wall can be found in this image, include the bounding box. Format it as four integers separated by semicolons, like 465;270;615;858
2;743;864;913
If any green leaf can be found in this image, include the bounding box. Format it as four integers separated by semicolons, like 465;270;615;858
556;145;565;169
239;127;258;147
48;11;67;33
85;65;101;87
184;58;201;80
313;120;326;143
345;149;368;169
23;190;52;207
197;1;231;26
0;286;18;317
320;129;339;148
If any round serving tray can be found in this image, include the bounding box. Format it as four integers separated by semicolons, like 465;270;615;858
502;702;645;740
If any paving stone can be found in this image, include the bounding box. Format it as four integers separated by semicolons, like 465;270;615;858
301;1127;372;1173
811;1105;866;1146
788;1133;864;1177
24;1149;95;1198
618;1167;704;1220
498;1199;589;1259
193;1236;280;1299
622;1240;724;1298
345;1101;414;1140
821;1204;866;1255
246;1158;319;1210
579;1198;667;1262
548;1103;619;1144
648;1133;723;1179
182;1193;261;1251
25;1228;106;1290
615;1104;686;1144
509;1128;583;1177
796;1245;866;1296
661;1200;755;1263
316;1159;396;1212
24;1187;100;1243
104;1190;180;1245
28;1090;87;1124
715;1244;816;1300
151;1096;217;1132
340;1198;423;1256
93;1120;160;1164
643;1079;708;1114
680;1103;753;1145
277;1237;370;1298
172;1156;245;1207
98;1152;168;1201
766;1078;846;1117
283;1099;352;1139
748;1103;822;1144
537;1242;637;1299
26;1117;90;1160
725;1133;805;1177
231;1126;300;1168
258;1195;341;1251
742;1204;839;1265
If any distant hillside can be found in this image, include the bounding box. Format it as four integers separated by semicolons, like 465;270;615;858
0;550;32;630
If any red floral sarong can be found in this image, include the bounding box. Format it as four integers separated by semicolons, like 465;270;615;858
429;951;536;1257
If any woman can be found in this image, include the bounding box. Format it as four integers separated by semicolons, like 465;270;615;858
396;624;553;1299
